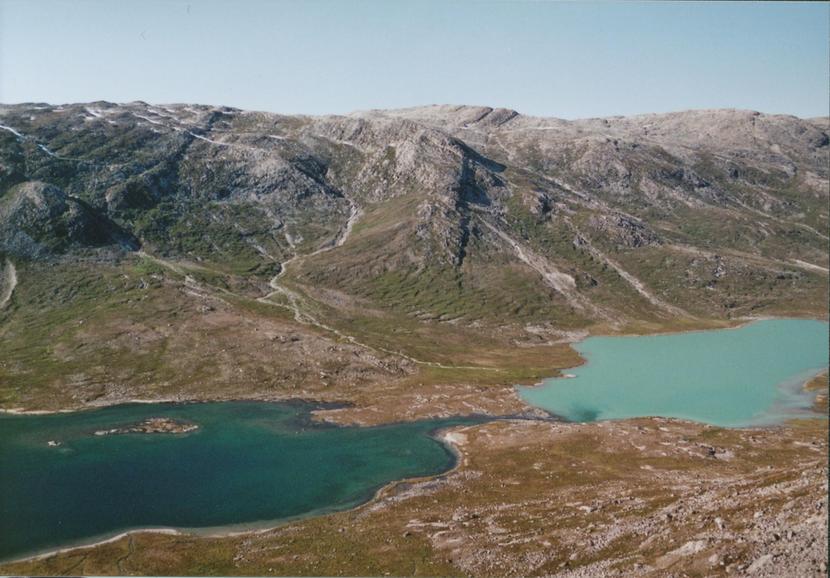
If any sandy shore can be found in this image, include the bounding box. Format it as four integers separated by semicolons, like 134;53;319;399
9;528;182;564
0;407;76;415
0;397;225;415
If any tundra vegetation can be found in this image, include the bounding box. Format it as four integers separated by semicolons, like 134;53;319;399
0;103;827;576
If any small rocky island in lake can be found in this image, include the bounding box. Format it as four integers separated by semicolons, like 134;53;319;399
94;417;199;436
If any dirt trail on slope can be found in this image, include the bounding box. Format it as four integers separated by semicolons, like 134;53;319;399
257;205;499;371
0;259;17;309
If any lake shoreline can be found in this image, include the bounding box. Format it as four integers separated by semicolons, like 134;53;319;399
590;313;827;341
1;315;823;419
0;396;351;417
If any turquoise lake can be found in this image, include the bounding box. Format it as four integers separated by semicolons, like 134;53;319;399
520;319;829;427
0;401;477;561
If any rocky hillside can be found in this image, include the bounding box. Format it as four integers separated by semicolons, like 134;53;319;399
0;102;827;409
1;102;826;326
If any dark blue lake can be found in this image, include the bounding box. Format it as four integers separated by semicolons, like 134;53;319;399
0;401;475;561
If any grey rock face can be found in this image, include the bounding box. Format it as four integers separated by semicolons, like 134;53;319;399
586;214;661;249
0;181;137;258
0;101;826;323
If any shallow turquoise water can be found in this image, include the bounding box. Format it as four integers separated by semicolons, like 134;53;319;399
520;319;829;427
0;401;477;561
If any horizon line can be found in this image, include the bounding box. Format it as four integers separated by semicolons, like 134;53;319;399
1;100;828;122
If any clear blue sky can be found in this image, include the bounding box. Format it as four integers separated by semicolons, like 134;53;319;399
1;0;827;118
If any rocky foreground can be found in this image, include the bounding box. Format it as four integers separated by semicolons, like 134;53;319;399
3;403;826;577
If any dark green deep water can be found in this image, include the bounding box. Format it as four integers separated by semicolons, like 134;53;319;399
0;401;477;561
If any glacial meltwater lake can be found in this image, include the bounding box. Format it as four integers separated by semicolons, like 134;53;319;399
520;319;829;427
0;401;476;561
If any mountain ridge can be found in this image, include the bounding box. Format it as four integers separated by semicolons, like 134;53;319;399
6;100;826;120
